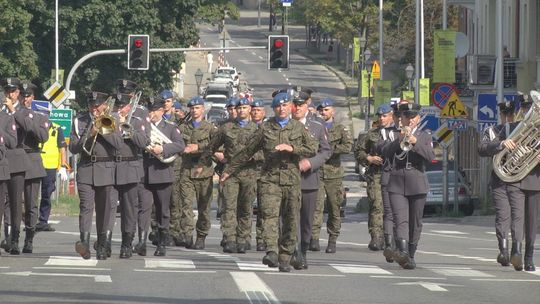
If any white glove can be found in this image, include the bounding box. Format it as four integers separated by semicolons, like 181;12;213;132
58;167;68;182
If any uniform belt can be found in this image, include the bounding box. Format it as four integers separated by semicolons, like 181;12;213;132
115;155;139;162
394;163;425;172
24;148;41;153
89;156;114;163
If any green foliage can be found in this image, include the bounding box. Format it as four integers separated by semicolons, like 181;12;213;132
197;0;240;25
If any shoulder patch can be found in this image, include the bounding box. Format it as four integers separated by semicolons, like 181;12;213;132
28;113;33;119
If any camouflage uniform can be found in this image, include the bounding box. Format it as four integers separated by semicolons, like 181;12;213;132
311;122;352;244
224;118;318;264
166;113;186;244
356;126;384;249
178;120;215;247
201;119;258;252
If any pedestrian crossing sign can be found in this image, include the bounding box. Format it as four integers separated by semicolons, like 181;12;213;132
439;91;467;118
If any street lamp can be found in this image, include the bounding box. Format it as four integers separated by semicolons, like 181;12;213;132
405;63;414;90
194;68;204;96
364;58;374;131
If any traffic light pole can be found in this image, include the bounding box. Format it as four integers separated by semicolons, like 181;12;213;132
64;46;267;93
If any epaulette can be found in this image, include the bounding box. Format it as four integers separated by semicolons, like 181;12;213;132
131;116;142;121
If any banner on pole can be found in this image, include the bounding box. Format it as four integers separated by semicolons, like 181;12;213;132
361;70;370;98
374;80;392;110
353;37;360;62
419;78;430;106
433;30;456;83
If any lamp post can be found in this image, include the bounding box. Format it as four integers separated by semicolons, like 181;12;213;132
194;68;204;96
364;58;373;131
405;63;414;91
356;37;368;109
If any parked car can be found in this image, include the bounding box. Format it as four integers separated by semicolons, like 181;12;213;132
204;82;234;99
425;170;476;216
204;94;228;109
205;106;228;124
215;66;240;87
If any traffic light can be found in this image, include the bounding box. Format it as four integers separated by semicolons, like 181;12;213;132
127;34;150;70
268;35;289;70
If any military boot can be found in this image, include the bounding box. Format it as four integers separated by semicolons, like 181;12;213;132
244;241;251;251
262;251;279;268
300;242;309;269
396;238;413;269
256;242;267;252
510;241;523;271
133;230;147;256
223;241;237;253
368;233;383;251
22;228;35;253
279;261;291;272
236;242;247;254
325;235;337;254
309;238;320;251
154;229;168;256
383;234;395;263
119;232;134;259
173;234;186;247
75;232;91;260
497;238;510;266
9;229;20;255
105;230;112;258
149;230;157;246
1;225;11;253
408;243;417;269
184;234;194;249
96;233;107;260
192;235;206;250
524;243;536;272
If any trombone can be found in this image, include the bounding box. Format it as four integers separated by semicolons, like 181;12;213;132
119;91;142;139
83;97;116;156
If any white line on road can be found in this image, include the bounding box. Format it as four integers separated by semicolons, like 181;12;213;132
0;267;9;269
427;267;494;277
34;267;111;271
134;269;216;274
330;264;392;274
419;250;495;263
430;230;469;235
371;276;446;280
264;272;345;278
422;232;492;242
231;271;281;304
258;56;264;60
3;271;111;283
396;281;461;292
145;259;195;269
45;256;98;267
236;262;278;272
472;278;540;282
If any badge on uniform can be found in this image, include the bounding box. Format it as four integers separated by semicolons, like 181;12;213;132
29;113;34;118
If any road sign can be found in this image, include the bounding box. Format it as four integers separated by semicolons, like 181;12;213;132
49;109;73;140
418;115;439;132
477;93;519;121
447;118;468;131
433;121;454;148
31;100;52;114
44;81;70;108
432;83;457;109
281;0;292;6
440;91;468;118
371;60;381;80
477;121;497;134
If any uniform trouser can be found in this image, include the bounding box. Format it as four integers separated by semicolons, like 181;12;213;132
382;184;394;235
0;181;6;234
24;178;41;230
524;190;539;257
222;175;256;243
169;170;183;238
389;192;426;244
7;172;25;233
255;179;264;244
298;189;318;245
137;182;153;232
39;169;57;224
260;181;300;261
179;176;213;237
367;173;384;237
3;186;9;235
118;183;138;234
492;183;511;242
105;187;118;232
312;178;343;240
145;183;172;230
77;183;112;234
506;185;525;242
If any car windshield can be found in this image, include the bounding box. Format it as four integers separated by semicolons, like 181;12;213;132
217;69;235;75
427;171;460;186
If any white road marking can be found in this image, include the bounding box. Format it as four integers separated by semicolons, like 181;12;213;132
48;220;60;224
526;270;540;276
231;272;281;304
422;232;492;242
419;250;495;263
145;259;195;269
472;278;540;282
251;52;257;56
430;230;469;235
34;267;110;271
3;271;111;283
371;276;446;280
134;269;216;274
426;267;494;277
236;262;278;272
330;264;392;275
45;256;98;267
258;56;264;60
265;273;345;277
0;267;9;269
396;281;461;292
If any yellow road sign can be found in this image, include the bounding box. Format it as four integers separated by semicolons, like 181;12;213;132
440;91;468;118
44;81;70;108
433;121;454;147
371;60;381;80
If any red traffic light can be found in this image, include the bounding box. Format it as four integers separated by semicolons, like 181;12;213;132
134;39;143;48
274;39;284;48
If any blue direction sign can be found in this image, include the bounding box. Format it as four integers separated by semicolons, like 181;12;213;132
281;0;293;6
418;106;440;132
477;121;497;133
477;93;518;134
447;118;468;131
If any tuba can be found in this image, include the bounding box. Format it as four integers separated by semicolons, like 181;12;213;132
493;90;540;182
146;124;178;163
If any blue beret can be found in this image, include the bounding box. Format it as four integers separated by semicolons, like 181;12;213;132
236;98;250;107
251;99;264;108
187;96;205;107
376;103;393;115
319;97;334;108
272;92;290;107
160;90;174;100
226;97;238;108
173;101;182;110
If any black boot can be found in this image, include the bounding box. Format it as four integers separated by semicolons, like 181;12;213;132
119;232;134;259
105;230;112;258
300;242;309;269
325;235;337;254
22;228;35;253
236;242;246;254
383;234;395;263
184;234;194;249
408;243;417;269
134;230;147;256
223;241;237;253
96;233;107;260
192;235;206;250
75;232;91;260
396;238;413;269
256;242;267;252
173;233;186;247
154;229;168;256
497;238;510;266
9;229;20;255
510;242;523;271
1;225;11;253
368;233;383;251
309;238;320;251
262;251;279;267
524;243;536;271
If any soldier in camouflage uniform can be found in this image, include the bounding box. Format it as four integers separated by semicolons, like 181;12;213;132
197;98;258;253
178;96;216;250
356;105;393;251
311;98;353;253
250;99;267;251
221;92;318;272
